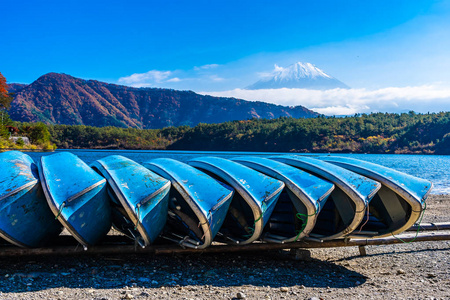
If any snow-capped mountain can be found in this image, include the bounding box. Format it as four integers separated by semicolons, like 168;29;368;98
246;62;349;90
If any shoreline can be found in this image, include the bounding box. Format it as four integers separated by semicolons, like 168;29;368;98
0;148;55;152
23;146;450;155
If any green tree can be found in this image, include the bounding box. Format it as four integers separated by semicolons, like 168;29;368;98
29;122;51;144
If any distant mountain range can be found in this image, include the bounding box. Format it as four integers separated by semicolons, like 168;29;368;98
246;62;349;90
8;73;318;129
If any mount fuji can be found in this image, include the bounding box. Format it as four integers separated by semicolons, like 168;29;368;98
246;62;349;90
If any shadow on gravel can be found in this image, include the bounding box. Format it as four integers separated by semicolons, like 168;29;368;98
0;251;366;293
333;245;450;262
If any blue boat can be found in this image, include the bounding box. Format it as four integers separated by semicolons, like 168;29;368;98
233;156;335;243
0;151;62;248
91;155;171;247
188;157;285;245
39;152;111;247
271;155;381;240
321;156;433;237
143;158;233;249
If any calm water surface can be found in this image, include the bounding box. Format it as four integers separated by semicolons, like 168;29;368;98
27;150;450;194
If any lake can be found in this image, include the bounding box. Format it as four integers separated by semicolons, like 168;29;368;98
26;150;450;195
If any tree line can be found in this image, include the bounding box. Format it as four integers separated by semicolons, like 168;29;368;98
47;111;450;154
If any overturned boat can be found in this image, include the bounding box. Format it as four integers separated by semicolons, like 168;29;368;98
144;158;233;249
39;152;111;247
0;151;62;248
91;155;171;247
271;155;381;240
233;156;334;243
321;156;432;237
188;157;284;245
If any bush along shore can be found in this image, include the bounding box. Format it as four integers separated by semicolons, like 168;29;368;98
46;111;450;154
0;115;57;151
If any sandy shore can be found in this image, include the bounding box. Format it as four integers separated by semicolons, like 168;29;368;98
0;194;448;300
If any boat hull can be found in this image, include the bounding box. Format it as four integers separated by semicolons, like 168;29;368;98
144;158;233;249
39;152;112;247
91;155;170;246
0;151;62;248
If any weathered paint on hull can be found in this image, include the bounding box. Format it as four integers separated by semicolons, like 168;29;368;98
271;155;381;240
0;151;62;248
233;156;335;243
321;156;433;237
144;158;233;249
39;152;111;247
188;157;284;245
91;155;170;246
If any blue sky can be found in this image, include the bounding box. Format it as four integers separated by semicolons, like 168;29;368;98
2;0;450;114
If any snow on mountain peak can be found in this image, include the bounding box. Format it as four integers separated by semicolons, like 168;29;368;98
270;62;332;81
246;62;349;90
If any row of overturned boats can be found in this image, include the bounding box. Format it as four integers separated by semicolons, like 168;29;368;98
0;151;433;250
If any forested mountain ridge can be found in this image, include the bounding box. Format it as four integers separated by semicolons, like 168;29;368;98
47;112;450;154
8;73;318;129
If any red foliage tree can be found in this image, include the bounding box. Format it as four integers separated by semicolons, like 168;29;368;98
0;72;12;109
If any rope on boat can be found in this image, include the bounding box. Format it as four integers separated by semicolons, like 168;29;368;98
294;211;316;241
242;200;269;239
354;201;369;214
356;203;371;234
391;202;427;244
243;213;263;239
55;202;66;220
294;201;321;241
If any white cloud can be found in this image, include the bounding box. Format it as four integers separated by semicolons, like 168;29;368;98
194;64;220;71
118;70;173;87
117;67;228;88
273;64;284;72
166;77;181;82
255;64;284;79
201;85;450;115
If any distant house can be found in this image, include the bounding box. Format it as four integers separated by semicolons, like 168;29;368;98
9;136;30;145
6;126;19;135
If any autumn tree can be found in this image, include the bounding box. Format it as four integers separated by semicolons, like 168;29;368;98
0;72;12;110
0;72;14;130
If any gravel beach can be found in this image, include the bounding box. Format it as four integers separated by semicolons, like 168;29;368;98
0;194;448;300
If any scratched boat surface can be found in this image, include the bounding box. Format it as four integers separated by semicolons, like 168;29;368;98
91;155;170;247
0;151;62;248
233;156;335;243
39;152;111;247
144;158;234;249
271;155;381;240
188;157;285;245
321;156;433;237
